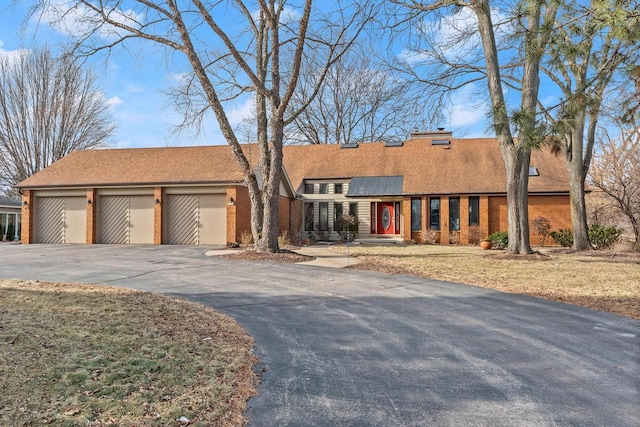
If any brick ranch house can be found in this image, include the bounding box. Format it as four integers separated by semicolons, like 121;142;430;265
16;131;572;246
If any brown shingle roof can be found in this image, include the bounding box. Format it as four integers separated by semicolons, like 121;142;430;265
16;145;254;188
282;137;569;194
17;137;569;194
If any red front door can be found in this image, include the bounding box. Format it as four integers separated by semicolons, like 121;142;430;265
377;202;395;235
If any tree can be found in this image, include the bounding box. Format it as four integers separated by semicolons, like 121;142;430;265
391;0;559;254
0;47;114;194
540;1;640;250
287;41;428;145
31;0;373;253
590;120;640;251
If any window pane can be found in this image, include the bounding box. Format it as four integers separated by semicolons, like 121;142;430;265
411;198;422;231
349;202;358;217
334;203;343;231
449;198;460;231
319;183;328;194
304;203;314;231
304;183;314;194
334;183;343;194
430;198;440;230
319;202;328;230
469;197;480;226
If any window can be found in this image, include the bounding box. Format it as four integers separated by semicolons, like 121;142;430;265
304;183;314;194
334;202;343;231
319;202;329;231
449;197;460;231
529;166;540;176
349;202;358;217
469;197;480;226
304;202;314;231
319;183;328;194
334;183;343;194
430;198;440;230
411;198;422;231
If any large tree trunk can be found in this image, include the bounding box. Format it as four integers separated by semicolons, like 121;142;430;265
474;0;534;254
502;143;533;253
564;109;593;251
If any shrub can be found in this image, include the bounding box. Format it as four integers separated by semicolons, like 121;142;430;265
531;216;552;246
468;224;482;245
449;231;460;245
551;229;573;247
488;231;508;249
336;214;359;242
420;229;439;245
239;230;253;245
278;230;291;248
588;224;622;249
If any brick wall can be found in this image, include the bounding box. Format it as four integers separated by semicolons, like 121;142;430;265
489;195;571;244
20;190;33;244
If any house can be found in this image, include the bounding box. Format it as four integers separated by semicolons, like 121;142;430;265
0;195;22;241
16;131;572;246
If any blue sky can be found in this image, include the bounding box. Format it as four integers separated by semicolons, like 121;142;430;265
0;2;496;150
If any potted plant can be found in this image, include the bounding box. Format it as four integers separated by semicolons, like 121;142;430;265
480;239;492;250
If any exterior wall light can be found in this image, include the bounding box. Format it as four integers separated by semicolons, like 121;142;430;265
23;200;28;206
228;197;235;206
154;198;161;204
86;199;92;205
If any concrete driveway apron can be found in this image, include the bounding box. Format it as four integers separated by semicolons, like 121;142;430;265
2;244;638;426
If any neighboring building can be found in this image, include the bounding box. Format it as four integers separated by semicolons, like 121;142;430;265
0;196;22;241
16;131;572;246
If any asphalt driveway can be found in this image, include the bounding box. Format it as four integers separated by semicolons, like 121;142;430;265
2;244;638;426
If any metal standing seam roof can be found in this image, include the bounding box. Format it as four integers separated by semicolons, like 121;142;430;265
346;176;404;197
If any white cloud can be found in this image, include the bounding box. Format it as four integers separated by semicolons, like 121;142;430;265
37;0;144;41
106;96;123;107
227;96;256;127
448;84;486;128
0;40;29;62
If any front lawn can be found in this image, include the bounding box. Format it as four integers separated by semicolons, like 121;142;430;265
0;280;258;426
331;244;640;320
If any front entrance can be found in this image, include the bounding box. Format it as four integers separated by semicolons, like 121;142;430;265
376;202;395;235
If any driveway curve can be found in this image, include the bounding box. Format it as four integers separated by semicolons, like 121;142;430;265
2;244;638;426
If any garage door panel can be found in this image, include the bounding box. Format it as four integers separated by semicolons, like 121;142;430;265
199;194;226;245
98;196;129;244
35;197;64;243
166;195;198;245
128;196;154;244
64;197;87;243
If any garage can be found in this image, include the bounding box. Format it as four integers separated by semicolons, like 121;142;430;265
164;193;227;245
34;195;86;243
97;195;154;244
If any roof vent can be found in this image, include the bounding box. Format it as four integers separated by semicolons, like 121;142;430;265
384;140;404;147
432;139;451;146
340;143;359;149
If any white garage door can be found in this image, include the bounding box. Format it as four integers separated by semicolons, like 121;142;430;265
97;195;154;244
165;194;226;245
34;196;86;243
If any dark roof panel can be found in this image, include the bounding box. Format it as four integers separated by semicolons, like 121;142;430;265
347;176;404;197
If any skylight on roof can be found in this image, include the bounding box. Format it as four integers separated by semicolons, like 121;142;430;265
529;166;540;176
432;139;451;145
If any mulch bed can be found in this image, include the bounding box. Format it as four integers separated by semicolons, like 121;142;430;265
220;249;315;264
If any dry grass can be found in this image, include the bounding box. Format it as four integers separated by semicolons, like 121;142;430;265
0;280;258;426
331;245;640;320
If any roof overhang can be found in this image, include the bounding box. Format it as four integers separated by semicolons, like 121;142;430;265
346;176;404;197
